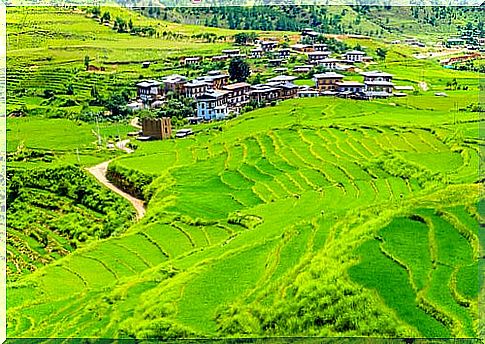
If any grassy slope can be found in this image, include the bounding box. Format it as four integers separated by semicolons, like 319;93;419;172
8;93;483;337
7;5;484;340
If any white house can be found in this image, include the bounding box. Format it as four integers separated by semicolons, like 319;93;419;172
196;90;230;120
136;80;162;103
342;50;366;62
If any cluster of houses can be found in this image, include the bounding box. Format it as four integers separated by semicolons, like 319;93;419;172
134;67;403;126
129;29;416;139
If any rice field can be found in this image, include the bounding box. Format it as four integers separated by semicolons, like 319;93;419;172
6;5;484;340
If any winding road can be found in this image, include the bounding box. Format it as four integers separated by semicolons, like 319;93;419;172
87;160;146;220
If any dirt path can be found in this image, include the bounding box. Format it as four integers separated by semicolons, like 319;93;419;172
87;160;146;220
116;139;134;154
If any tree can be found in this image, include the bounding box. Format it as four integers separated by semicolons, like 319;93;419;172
114;17;127;33
66;84;74;95
84;55;90;71
91;6;101;18
234;32;249;45
376;47;388;60
101;11;111;23
128;18;134;32
228;58;251;82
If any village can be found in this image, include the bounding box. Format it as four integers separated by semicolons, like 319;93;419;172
130;28;478;140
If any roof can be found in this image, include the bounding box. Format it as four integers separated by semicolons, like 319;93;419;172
222;49;240;53
308;51;331;56
298;90;319;94
294;65;314;69
277;82;299;89
319;58;340;63
337;81;365;87
361;70;393;78
136;80;161;87
345;50;366;55
162;74;187;83
365;81;395;86
267;75;298;82
261;41;278;45
250;85;280;93
196;90;231;100
291;44;312;49
222;82;251;90
185;80;209;87
184;57;201;61
313;72;344;79
207;70;222;76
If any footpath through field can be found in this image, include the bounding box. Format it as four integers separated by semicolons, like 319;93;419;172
87;160;146;220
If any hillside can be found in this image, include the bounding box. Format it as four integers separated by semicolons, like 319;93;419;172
141;5;484;39
6;4;484;341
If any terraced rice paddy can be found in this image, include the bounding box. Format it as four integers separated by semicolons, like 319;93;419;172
7;95;483;338
6;4;484;340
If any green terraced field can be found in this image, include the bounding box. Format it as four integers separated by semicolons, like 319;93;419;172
6;4;484;341
7;94;483;339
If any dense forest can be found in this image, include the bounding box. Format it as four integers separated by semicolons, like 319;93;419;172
132;5;484;37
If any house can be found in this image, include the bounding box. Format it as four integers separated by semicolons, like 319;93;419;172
250;48;264;59
141;117;172;140
260;41;278;52
360;71;393;83
197;70;229;89
212;55;229;62
293;65;313;74
268;59;284;67
136;80;162;103
222;49;240;57
274;82;299;100
222;82;251;109
297;89;319;97
336;81;365;94
391;40;401;44
161;74;187;94
290;44;313;52
313;44;327;52
364;80;394;97
196;90;230;120
404;38;419;45
360;71;394;97
313;72;344;92
184;80;209;99
182;56;202;65
277;48;291;59
342;50;366;62
142;62;151;69
274;67;288;74
446;38;466;48
301;28;320;42
249;85;280;104
307;51;331;64
314;58;339;70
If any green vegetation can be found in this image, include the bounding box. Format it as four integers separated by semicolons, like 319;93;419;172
7;165;135;280
6;4;483;341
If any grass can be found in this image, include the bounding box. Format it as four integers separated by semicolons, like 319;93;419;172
6;5;484;340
